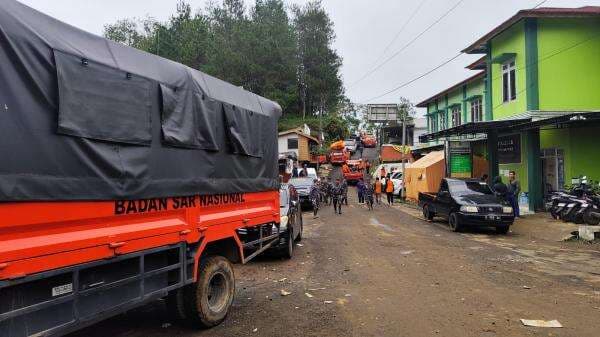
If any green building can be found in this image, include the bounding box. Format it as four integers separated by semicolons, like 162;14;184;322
417;6;600;210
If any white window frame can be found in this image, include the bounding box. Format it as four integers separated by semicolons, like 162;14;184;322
502;60;516;103
471;98;483;122
451;106;461;127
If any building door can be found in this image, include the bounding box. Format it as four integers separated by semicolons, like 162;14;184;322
541;148;565;194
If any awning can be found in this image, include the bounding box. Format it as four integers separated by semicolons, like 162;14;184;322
419;111;600;143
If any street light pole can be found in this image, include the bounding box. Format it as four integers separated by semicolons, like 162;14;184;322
401;102;407;200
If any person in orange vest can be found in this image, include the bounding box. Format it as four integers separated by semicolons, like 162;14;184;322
342;163;350;174
385;174;394;206
374;177;383;205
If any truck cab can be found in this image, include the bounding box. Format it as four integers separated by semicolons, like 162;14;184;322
419;178;514;234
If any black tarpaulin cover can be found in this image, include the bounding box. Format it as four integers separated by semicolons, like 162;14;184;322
0;0;282;201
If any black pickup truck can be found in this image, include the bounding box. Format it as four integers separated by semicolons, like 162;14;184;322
419;178;515;234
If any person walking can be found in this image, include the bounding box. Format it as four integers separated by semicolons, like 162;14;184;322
374;177;383;205
332;178;344;215
507;171;521;218
491;176;508;198
309;179;320;218
357;141;364;158
341;178;349;206
364;179;374;211
385;174;394;206
356;178;365;204
321;177;331;205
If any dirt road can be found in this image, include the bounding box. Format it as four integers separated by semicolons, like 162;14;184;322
68;156;600;337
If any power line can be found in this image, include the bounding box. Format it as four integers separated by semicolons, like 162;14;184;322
360;53;464;104
369;0;429;68
532;0;549;9
353;0;557;105
348;0;465;89
362;29;600;105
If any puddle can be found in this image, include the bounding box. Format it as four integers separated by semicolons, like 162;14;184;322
369;217;396;232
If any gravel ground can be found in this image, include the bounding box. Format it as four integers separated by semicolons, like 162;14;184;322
67;148;600;337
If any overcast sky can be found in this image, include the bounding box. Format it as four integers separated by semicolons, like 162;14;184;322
19;0;600;115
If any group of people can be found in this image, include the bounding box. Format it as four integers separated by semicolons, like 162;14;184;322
357;176;395;207
307;174;398;218
486;171;521;218
309;177;348;217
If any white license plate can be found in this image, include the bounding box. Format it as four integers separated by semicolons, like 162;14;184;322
52;283;73;297
485;215;500;221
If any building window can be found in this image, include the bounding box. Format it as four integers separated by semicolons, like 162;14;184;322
471;98;483;122
451;107;461;127
287;138;298;149
502;60;516;102
428;116;432;132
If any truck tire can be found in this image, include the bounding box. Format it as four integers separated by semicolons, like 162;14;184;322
295;212;303;242
283;229;294;259
423;204;434;221
448;213;462;232
182;256;235;328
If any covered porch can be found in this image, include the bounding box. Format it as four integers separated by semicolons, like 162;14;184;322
419;111;600;211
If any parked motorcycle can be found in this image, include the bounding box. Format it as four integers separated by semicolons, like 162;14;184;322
545;176;600;225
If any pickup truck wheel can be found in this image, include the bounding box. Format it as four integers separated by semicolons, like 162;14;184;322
183;256;235;328
448;213;462;232
423;204;434;221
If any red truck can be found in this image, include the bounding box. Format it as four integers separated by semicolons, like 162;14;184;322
329;149;350;165
0;2;293;336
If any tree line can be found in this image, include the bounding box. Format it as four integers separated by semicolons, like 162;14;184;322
104;0;352;137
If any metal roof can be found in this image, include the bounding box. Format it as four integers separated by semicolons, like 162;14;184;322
463;6;600;54
416;71;486;108
419;111;600;142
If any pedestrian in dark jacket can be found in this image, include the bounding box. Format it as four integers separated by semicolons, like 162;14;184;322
309;179;320;218
507;171;521;217
492;176;508;198
332;179;344;215
364;180;374;211
356;178;365;204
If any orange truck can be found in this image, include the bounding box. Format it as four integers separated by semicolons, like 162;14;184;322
343;159;364;183
0;2;293;336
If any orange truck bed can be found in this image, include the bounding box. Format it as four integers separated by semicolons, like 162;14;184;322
0;191;279;281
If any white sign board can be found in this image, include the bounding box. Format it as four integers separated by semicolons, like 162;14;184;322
367;104;399;122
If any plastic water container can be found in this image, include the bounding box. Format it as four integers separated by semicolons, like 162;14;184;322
519;192;529;213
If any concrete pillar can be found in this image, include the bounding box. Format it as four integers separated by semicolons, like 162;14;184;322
526;129;543;211
487;130;499;179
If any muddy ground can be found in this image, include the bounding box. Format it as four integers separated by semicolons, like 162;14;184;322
69;149;600;337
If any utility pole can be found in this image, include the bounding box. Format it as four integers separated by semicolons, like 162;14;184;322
400;102;407;200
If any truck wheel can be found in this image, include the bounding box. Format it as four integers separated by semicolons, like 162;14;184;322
448;213;462;232
283;229;294;259
423;204;434;221
295;213;303;242
183;256;235;328
496;225;510;235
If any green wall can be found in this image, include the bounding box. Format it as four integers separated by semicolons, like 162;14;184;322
538;18;600;111
569;126;600;182
490;21;527;120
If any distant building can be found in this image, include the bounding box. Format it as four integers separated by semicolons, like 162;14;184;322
278;125;320;162
417;6;600;210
